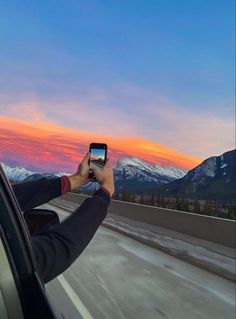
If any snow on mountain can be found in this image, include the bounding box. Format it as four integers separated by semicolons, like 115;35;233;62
1;163;34;182
55;172;71;177
153;164;187;180
116;157;187;180
1;156;188;192
183;151;233;183
0;162;70;183
160;149;236;200
115;157;187;190
191;156;217;181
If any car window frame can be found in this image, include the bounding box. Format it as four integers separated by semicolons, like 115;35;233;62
0;165;59;319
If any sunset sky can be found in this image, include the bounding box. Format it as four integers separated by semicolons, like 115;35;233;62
0;1;235;173
0;116;201;173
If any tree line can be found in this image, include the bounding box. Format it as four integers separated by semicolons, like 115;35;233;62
73;188;235;220
111;191;236;220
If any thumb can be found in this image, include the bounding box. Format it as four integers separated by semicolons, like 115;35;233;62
82;152;90;164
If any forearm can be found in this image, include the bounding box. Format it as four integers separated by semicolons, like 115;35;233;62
12;174;80;212
32;189;110;283
12;177;61;211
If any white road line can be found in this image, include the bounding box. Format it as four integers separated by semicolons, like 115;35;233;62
57;274;94;319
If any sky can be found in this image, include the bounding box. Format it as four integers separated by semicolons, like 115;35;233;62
0;116;200;173
0;0;235;172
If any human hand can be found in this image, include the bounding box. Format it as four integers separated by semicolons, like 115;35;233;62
68;152;90;190
92;161;115;197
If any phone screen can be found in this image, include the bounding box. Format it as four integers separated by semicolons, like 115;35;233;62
90;148;106;170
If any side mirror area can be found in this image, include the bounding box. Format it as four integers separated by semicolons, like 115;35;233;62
23;209;60;235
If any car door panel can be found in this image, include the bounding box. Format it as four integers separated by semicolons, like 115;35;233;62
0;165;60;319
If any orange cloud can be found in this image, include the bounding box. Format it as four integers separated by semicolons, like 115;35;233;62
0;116;201;173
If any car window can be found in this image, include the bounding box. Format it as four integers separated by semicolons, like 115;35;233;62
0;195;24;319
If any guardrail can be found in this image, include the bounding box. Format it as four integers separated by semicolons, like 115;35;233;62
60;193;236;248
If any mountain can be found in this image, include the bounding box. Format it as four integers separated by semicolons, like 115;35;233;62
159;149;236;200
114;157;187;191
2;151;234;200
1;157;187;191
1;163;34;182
0;163;69;183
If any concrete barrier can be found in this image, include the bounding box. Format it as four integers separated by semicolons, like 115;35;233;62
60;193;236;248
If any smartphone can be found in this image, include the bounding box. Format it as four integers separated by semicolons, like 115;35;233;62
89;143;107;181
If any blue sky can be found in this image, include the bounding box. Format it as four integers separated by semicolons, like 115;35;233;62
0;0;235;158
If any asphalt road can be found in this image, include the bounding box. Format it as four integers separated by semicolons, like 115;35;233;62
44;204;235;319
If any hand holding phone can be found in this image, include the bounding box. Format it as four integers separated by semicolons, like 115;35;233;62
89;143;107;181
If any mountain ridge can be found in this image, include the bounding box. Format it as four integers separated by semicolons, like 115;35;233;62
114;157;187;191
159;149;236;200
2;150;235;201
1;156;187;190
0;162;70;182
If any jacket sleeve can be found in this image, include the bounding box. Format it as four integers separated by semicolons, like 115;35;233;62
32;188;110;283
12;177;61;211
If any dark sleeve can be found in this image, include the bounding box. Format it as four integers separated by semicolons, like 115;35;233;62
12;177;61;211
32;188;110;283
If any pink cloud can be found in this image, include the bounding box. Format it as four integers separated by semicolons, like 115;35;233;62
0;116;201;173
0;85;234;160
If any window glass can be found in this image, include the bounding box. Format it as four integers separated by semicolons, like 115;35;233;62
0;191;24;319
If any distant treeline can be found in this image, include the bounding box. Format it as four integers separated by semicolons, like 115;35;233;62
75;189;236;220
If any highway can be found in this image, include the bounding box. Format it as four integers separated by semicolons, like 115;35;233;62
43;203;236;319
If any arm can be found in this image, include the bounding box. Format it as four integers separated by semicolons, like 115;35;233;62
32;188;110;283
12;153;91;211
12;177;62;211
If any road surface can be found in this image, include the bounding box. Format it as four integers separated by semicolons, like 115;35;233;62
44;204;235;319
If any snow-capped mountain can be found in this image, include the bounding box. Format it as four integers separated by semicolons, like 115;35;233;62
160;149;236;200
1;163;34;182
0;163;70;183
114;157;187;191
116;157;186;180
1;157;187;192
2;150;234;199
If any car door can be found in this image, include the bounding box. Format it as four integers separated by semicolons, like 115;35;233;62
0;165;60;319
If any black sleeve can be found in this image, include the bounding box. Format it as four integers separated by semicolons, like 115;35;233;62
12;177;61;211
32;188;110;283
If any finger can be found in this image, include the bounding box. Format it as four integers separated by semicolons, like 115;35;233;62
82;152;90;164
92;167;103;179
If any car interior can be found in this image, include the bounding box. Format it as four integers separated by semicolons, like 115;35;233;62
0;209;24;319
